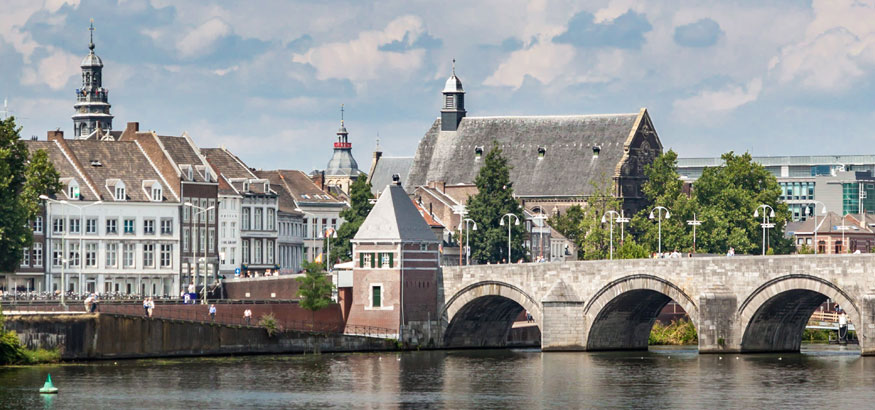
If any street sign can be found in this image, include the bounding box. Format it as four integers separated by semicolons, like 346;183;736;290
234;267;241;276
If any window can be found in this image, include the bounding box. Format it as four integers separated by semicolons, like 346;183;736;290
242;207;251;230
208;199;216;223
124;243;135;268
161;218;173;235
33;243;42;267
231;222;236;236
242;240;250;264
267;240;274;264
221;222;227;238
151;185;162;201
34;216;43;233
144;219;155;235
85;243;97;267
84;218;97;234
53;217;64;234
69;217;80;234
160;244;172;267
21;247;29;267
106;243;117;267
124;218;135;234
183;197;190;222
183;228;190;252
267;209;275;230
200;229;206;254
361;252;373;268
371;285;382;308
380;252;393;268
106;218;117;234
331;218;337;229
254;239;262;264
200;198;207;222
321;219;327;237
68;182;80;199
114;182;126;201
304;218;310;238
52;241;63;267
230;246;236;265
254;208;263;230
68;242;80;267
208;228;215;251
143;244;154;268
221;247;227;264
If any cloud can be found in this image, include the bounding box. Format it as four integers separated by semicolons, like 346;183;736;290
674;18;723;48
292;16;430;86
483;41;575;89
177;18;231;58
672;78;763;122
378;31;442;52
20;48;80;90
553;10;652;49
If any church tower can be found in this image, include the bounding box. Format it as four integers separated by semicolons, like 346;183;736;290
73;20;113;139
440;59;466;131
324;105;361;195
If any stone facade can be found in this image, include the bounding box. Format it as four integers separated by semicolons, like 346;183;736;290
439;254;875;355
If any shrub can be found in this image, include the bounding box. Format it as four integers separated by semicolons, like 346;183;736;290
258;314;280;337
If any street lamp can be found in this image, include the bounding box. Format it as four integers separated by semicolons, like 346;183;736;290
601;210;621;260
324;227;337;272
803;201;826;255
754;204;776;256
499;213;520;263
462;218;477;265
453;205;468;266
40;195;102;300
532;210;548;261
616;211;630;245
649;206;671;254
686;213;702;253
185;202;214;303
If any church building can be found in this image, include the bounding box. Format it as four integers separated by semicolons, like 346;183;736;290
322;106;362;196
73;21;114;139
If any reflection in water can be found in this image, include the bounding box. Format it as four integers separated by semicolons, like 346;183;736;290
1;346;873;409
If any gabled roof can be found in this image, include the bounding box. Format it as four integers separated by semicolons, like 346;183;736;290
255;170;306;215
405;109;659;196
369;156;414;196
201;147;257;180
264;170;345;205
794;212;875;235
156;134;214;183
354;182;439;243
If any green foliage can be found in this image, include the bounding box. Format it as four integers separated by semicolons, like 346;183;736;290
649;318;698;345
798;244;814;255
295;269;335;313
616;238;650;259
466;143;527;263
548;205;585;258
802;328;832;343
548;177;624;260
0;117;61;272
258;313;280;337
0;304;59;365
301;259;324;273
329;174;373;265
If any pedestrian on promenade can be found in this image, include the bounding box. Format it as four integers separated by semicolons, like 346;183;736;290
209;304;217;322
90;293;99;312
143;297;150;317
84;294;93;313
526;311;533;323
244;308;252;325
147;297;155;318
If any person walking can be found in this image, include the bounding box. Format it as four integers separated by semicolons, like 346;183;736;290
147;297;155;318
244;308;252;325
90;293;99;313
143;297;150;317
84;294;93;313
209;304;217;322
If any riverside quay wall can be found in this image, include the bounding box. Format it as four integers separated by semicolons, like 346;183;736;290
5;313;395;360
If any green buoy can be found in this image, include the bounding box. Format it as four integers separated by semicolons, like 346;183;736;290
39;374;58;394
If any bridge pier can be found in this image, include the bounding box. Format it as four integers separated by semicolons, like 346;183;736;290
697;293;740;353
861;295;875;356
541;301;586;351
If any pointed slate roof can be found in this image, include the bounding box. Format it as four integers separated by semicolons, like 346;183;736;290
353;182;439;243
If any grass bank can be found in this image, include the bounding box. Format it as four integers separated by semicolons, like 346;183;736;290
649;318;698;345
0;304;61;365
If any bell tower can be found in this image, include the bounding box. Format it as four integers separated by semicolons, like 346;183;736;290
440;59;466;132
73;19;113;139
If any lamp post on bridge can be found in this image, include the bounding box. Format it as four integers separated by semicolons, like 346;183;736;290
803;200;826;255
649;206;671;254
601;210;621;260
686;213;702;254
754;204;775;255
616;211;630;245
462;218;477;265
500;213;520;263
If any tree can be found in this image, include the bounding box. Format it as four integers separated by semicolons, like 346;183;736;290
548;205;585;258
327;175;373;266
0;117;61;272
295;267;335;328
466;143;526;263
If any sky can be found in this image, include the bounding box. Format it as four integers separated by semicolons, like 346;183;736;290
2;0;875;172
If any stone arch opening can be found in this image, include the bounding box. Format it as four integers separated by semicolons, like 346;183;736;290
584;275;699;351
443;281;541;348
739;276;860;353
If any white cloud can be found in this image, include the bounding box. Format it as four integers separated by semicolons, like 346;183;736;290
768;0;875;91
292;15;428;86
20;48;80;90
44;0;80;13
672;77;762;123
176;17;231;58
483;40;576;89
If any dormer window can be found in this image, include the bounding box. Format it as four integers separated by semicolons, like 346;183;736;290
243;181;250;192
263;183;269;192
152;185;162;201
592;146;601;158
184;165;193;181
474;146;483;160
68;181;80;199
114;181;126;201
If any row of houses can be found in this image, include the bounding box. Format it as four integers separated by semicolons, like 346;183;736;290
8;124;347;297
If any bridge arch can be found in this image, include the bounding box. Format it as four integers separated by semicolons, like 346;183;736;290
738;274;860;352
583;275;699;351
442;280;541;348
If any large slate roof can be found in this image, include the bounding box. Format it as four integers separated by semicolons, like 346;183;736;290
369;157;413;196
404;113;643;196
354;183;439;243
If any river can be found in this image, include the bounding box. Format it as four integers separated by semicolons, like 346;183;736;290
1;345;872;409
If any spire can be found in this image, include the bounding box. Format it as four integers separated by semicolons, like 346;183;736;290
340;103;345;127
441;59;466;131
88;18;95;51
452;58;456;75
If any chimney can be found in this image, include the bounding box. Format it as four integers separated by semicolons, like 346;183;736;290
392;173;401;186
47;130;63;141
321;170;325;191
126;122;139;133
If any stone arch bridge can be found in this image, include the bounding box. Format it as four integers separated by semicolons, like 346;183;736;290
437;255;875;355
